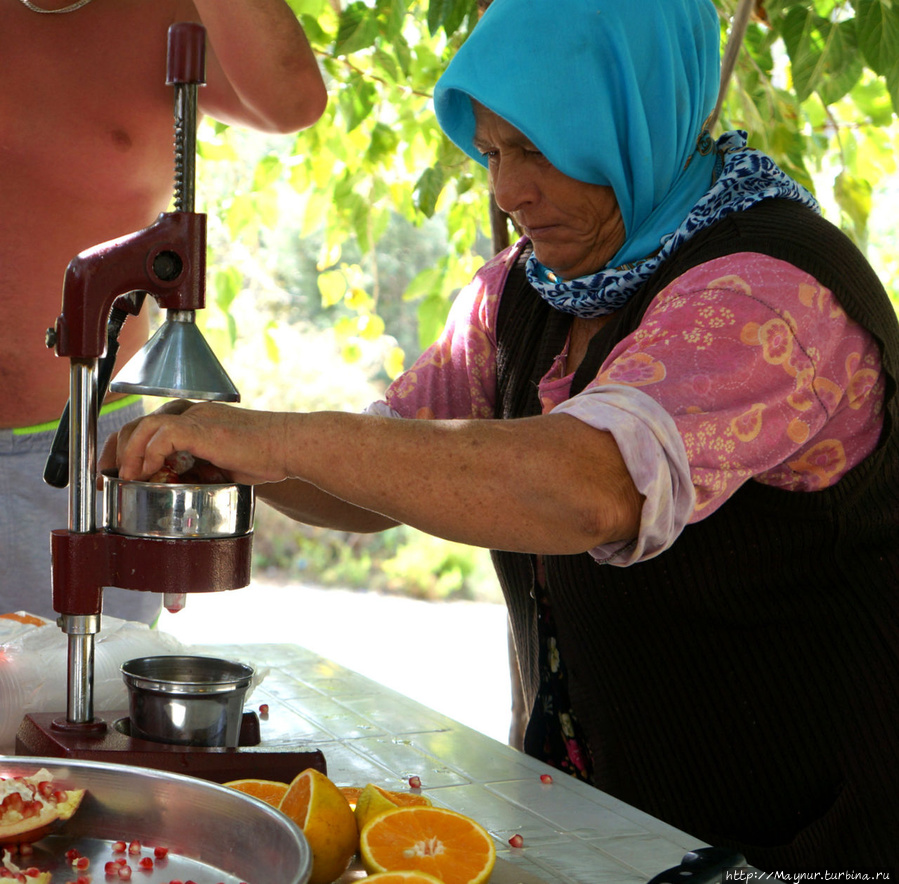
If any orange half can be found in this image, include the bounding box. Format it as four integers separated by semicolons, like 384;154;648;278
278;769;358;884
363;873;444;883
223;778;288;807
360;805;496;884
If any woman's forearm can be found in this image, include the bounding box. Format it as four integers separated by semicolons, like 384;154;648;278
110;404;642;555
257;477;400;534
273;410;642;555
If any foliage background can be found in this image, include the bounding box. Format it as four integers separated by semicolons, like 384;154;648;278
190;0;899;599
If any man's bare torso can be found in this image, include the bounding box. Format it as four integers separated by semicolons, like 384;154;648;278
0;0;197;427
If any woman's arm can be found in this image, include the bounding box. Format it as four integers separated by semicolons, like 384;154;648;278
102;403;643;556
186;0;327;132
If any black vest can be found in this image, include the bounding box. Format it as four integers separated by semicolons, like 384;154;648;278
492;200;899;870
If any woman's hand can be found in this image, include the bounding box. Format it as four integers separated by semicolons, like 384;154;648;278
98;399;290;487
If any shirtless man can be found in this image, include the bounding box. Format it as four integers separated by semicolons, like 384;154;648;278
0;0;327;621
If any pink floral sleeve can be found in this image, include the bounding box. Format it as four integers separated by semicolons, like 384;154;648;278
586;253;884;518
383;245;515;419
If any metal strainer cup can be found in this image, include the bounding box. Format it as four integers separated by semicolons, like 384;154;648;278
121;655;254;747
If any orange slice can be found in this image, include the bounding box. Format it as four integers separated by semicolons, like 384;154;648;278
223;778;289;807
354;783;433;833
339;785;362;811
360;805;496;884
363;873;444;883
278;769;358;884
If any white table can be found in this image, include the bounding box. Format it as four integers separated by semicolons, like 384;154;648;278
201;641;709;884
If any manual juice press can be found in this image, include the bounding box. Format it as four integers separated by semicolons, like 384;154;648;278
15;22;325;783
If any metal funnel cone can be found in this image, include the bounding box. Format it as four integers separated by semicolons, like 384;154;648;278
110;310;240;401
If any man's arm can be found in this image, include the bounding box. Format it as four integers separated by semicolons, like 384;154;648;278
186;0;327;132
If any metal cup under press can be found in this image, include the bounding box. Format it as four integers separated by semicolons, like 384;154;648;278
121;655;254;747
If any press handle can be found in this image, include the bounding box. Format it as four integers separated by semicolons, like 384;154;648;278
166;21;206;85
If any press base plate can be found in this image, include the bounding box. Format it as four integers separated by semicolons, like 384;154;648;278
15;712;326;784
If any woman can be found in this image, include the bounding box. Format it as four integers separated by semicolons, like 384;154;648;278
104;0;899;869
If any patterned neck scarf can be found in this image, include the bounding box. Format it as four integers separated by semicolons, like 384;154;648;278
526;131;820;318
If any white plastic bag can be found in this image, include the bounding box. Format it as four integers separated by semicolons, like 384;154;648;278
0;611;184;753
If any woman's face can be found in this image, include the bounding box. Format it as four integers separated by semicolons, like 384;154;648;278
472;103;626;280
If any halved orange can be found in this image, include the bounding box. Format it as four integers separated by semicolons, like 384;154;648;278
223;778;288;808
278;769;358;884
363;873;444;883
354;783;433;833
360;805;496;884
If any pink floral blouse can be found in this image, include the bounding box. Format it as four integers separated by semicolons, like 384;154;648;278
374;238;885;562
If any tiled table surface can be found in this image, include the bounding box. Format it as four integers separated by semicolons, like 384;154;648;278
199;642;707;884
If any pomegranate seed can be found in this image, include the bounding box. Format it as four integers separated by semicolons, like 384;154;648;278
105;861;120;874
118;866;132;880
138;857;153;870
128;840;142;855
65;849;81;861
540;773;553;784
115;858;128;867
408;776;421;789
73;855;90;870
23;871;42;880
52;790;67;803
112;841;127;853
75;877;91;884
258;703;269;717
153;846;169;860
508;833;524;848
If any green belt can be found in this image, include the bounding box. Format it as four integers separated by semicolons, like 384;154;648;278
12;395;142;436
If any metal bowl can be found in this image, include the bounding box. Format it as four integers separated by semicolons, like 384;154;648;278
122;655;254;748
103;472;254;539
1;756;311;884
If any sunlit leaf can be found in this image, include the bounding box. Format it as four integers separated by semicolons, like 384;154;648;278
346;286;374;311
384;345;406;379
318;270;347;308
834;170;873;242
357;313;386;340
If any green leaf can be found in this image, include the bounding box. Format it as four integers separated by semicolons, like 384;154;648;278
417;291;451;348
252;155;284;192
336;75;377;131
856;0;899;76
366;122;402;164
335;2;381;55
213;266;243;313
834;170;873;242
403;266;444;302
414;166;446;217
442;0;476;37
427;0;445;36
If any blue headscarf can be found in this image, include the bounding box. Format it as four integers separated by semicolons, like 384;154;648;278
434;0;722;269
434;0;818;317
